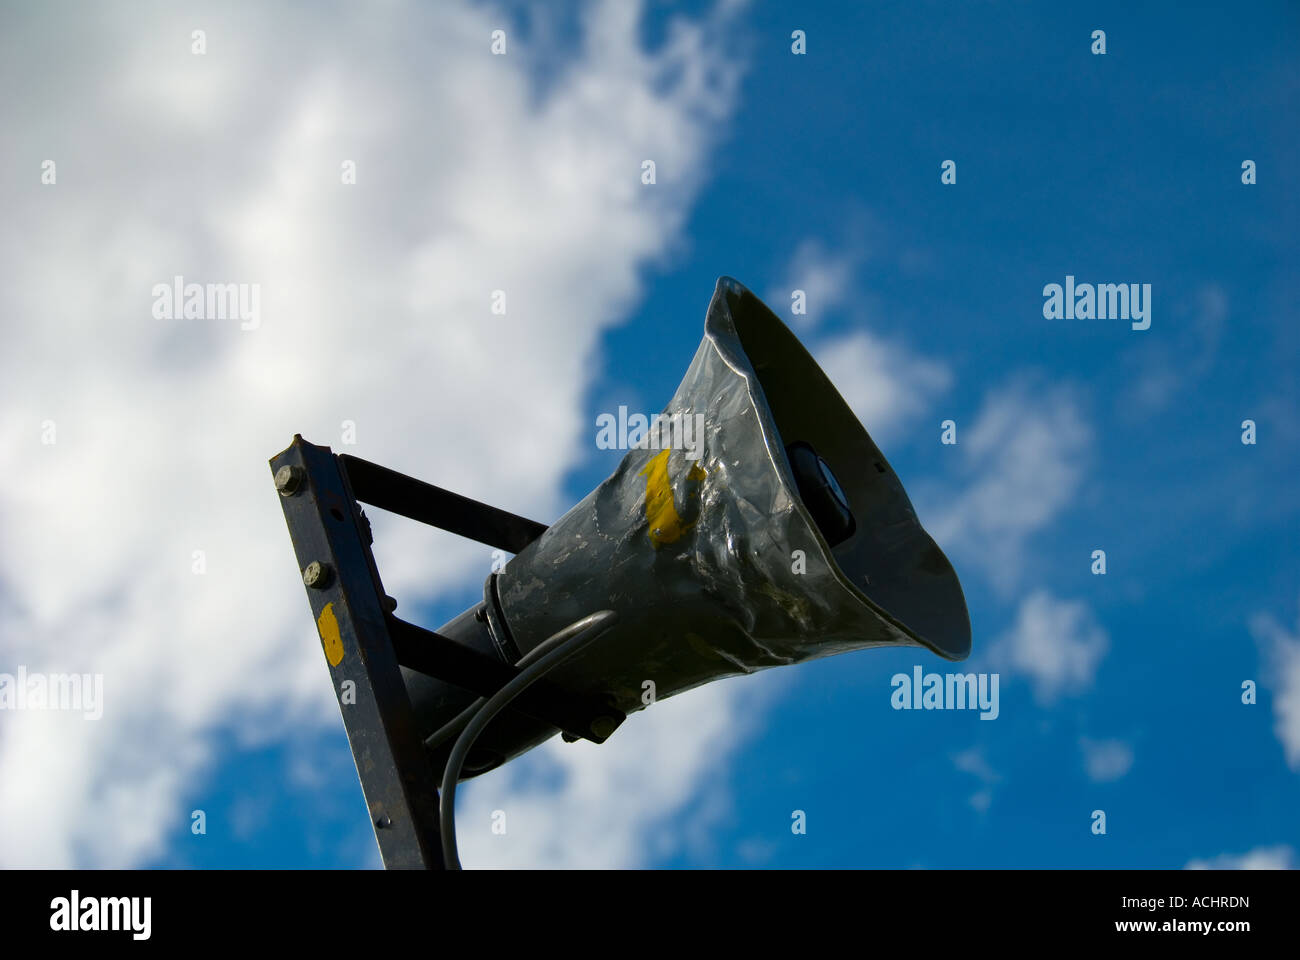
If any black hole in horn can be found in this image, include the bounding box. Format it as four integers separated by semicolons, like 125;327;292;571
785;441;856;547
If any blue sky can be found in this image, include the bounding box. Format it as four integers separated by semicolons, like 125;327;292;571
2;1;1296;869
487;0;1298;869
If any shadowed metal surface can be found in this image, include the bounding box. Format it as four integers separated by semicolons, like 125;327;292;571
489;277;970;732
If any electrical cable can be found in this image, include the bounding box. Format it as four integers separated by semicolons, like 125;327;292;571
438;609;618;869
424;608;618;754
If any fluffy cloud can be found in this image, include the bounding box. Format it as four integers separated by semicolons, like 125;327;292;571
456;671;785;868
1249;596;1300;771
1121;284;1226;416
1079;737;1134;783
927;380;1091;593
993;591;1109;703
952;745;1000;813
811;329;952;447
768;237;861;332
0;0;744;867
1186;846;1295;870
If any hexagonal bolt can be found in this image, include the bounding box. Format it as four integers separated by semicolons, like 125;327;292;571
275;464;305;496
302;560;332;589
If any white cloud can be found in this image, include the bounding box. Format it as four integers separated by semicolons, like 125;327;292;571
1186;846;1295;870
1249;596;1300;771
927;380;1091;592
993;591;1108;703
456;671;785;868
811;330;952;446
768;237;860;332
952;745;999;813
1122;284;1226;416
952;745;1000;783
1079;737;1133;782
0;0;746;867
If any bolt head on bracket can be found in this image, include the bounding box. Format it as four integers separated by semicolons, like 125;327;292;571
275;464;305;496
303;560;332;589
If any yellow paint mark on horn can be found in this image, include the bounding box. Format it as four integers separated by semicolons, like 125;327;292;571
317;602;344;667
639;448;706;548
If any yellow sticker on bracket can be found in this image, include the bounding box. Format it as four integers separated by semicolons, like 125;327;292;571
639;448;706;548
317;602;344;667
